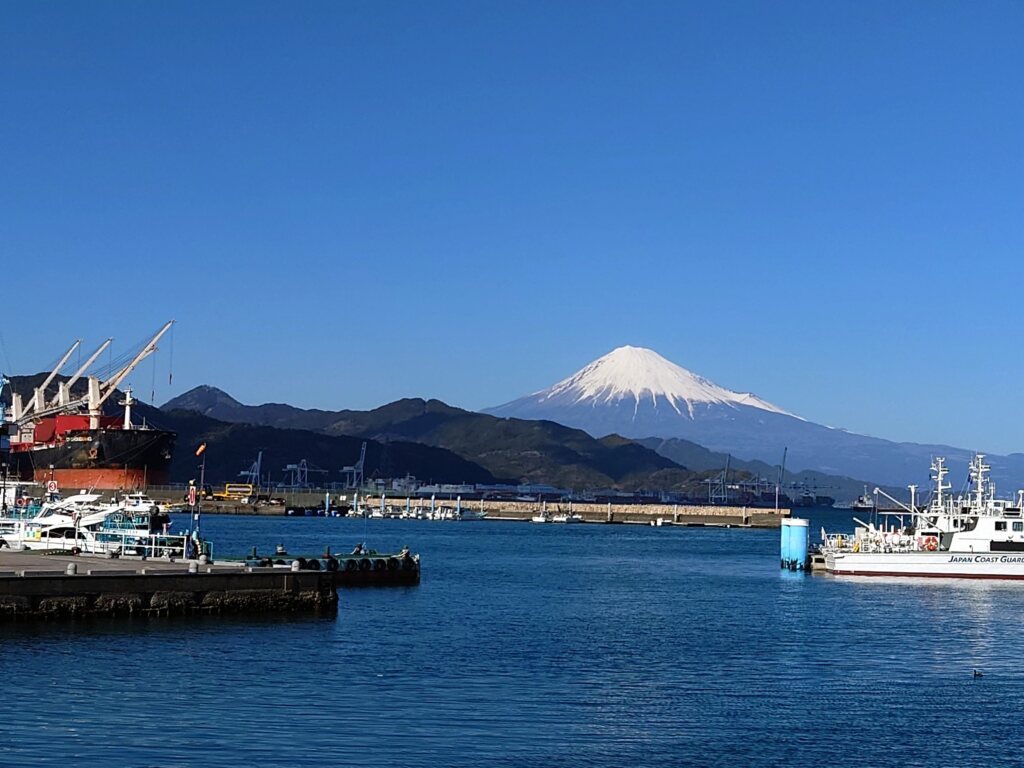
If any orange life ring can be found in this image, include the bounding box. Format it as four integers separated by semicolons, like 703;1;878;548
924;536;938;552
88;447;99;459
15;497;27;508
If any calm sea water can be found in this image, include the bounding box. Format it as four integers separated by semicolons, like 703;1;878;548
2;510;1022;767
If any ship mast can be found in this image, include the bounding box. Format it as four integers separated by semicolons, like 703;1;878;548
931;457;950;509
970;454;990;510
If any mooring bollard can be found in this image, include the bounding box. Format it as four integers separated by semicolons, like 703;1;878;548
65;563;77;576
290;560;301;572
188;561;199;574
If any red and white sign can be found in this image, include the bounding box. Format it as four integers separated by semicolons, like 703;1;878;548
46;480;59;494
188;486;197;506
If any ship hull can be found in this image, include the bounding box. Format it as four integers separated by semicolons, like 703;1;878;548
827;551;1024;579
10;428;175;491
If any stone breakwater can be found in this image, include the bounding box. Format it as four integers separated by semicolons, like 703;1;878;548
143;488;788;526
369;499;789;527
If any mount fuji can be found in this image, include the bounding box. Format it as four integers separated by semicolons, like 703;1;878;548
484;346;1024;489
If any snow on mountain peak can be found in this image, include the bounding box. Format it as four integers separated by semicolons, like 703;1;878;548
540;346;796;418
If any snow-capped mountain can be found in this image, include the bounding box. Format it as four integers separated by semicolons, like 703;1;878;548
522;345;795;420
485;346;1024;489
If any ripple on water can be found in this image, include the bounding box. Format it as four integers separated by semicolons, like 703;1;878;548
2;513;1024;767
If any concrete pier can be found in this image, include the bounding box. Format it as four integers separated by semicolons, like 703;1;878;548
0;551;337;620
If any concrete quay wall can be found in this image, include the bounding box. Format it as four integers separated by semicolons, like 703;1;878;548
0;568;337;620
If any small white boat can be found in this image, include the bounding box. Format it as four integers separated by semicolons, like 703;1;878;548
531;514;549;523
116;492;166;514
551;513;583;524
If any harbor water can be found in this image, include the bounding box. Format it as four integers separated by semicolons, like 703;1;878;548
3;510;1024;767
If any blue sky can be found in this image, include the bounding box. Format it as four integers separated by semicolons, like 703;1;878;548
2;1;1022;453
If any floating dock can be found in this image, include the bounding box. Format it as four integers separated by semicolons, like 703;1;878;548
0;549;419;621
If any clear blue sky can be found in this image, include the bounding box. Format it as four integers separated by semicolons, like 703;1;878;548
2;1;1022;453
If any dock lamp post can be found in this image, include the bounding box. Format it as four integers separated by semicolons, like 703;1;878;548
1;460;6;513
188;443;207;559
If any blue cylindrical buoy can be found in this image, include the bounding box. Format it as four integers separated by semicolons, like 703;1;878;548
780;519;791;567
780;518;809;571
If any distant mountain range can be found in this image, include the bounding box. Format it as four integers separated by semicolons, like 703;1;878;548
485;346;1024;491
162;387;706;491
635;437;899;504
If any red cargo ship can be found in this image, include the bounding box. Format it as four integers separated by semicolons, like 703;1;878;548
3;322;176;492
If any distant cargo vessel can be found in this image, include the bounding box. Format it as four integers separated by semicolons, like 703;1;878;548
2;323;176;491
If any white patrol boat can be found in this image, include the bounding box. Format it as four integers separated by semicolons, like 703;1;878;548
822;455;1024;579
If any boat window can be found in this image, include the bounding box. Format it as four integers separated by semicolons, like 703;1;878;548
996;521;1008;531
1014;522;1023;532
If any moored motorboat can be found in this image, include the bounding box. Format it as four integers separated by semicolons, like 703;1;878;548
551;512;583;523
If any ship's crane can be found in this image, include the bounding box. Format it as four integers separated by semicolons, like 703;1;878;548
87;321;174;429
17;339;81;421
8;321;174;430
50;338;112;410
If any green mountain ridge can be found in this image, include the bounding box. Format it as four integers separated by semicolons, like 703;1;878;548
164;388;705;491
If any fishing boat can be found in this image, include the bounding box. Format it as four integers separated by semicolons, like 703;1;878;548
820;455;1024;579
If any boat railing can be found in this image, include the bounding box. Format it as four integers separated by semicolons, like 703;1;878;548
93;530;193;559
821;529;923;554
1;504;44;521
